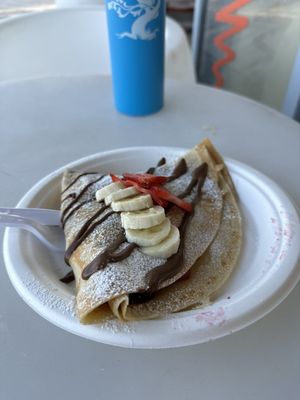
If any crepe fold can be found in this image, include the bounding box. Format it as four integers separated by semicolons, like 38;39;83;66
60;139;241;322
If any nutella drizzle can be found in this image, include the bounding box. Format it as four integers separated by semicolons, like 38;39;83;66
108;242;138;263
61;172;98;194
62;160;208;306
61;193;76;203
178;163;208;199
81;234;126;280
64;206;112;264
62;198;94;228
146;157;166;174
157;157;166;167
167;158;188;182
146;167;155;174
60;270;75;283
81;241;137;280
60;175;104;223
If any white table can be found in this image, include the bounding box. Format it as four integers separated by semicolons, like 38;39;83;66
0;0;54;19
0;76;299;400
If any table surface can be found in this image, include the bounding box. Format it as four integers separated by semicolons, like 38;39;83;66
0;76;299;400
0;0;54;19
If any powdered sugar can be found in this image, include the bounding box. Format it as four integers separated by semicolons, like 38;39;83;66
23;273;76;318
22;272;140;335
98;318;137;334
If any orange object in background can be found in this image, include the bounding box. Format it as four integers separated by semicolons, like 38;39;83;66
212;0;251;87
195;0;300;112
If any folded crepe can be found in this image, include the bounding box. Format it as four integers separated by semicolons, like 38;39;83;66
60;139;242;322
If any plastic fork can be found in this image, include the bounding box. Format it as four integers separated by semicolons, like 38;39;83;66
0;208;65;252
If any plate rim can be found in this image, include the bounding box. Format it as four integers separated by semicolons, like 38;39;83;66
3;146;300;348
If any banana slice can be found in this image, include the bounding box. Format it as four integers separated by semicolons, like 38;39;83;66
141;225;180;258
105;186;138;205
121;205;165;229
125;218;171;247
111;194;153;212
95;182;124;202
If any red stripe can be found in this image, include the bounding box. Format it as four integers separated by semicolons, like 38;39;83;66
212;0;251;87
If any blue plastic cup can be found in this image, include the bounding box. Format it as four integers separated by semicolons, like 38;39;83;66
105;0;165;116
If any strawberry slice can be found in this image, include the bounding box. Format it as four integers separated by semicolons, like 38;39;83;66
123;173;168;188
110;174;135;188
110;175;165;205
133;184;168;207
110;174;123;183
151;186;193;213
110;173;191;212
148;189;169;208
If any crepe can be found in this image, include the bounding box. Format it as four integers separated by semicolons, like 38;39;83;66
119;175;241;320
60;139;241;322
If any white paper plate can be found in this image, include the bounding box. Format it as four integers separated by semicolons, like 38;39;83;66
3;147;300;348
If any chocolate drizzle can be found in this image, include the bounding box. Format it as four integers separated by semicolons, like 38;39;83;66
178;163;208;199
61;175;104;224
62;198;94;228
146;157;166;174
61;193;76;203
82;240;138;280
81;240;137;280
157;157;166;167
146;167;155;174
61;172;98;194
108;242;138;263
167;158;188;182
64;206;112;264
60;270;75;283
81;234;126;280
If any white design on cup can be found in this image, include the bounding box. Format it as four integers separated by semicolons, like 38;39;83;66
107;0;161;40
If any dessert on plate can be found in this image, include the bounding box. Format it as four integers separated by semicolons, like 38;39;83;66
60;139;242;322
